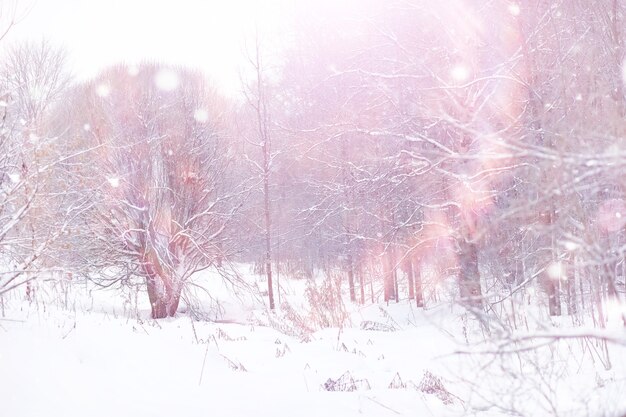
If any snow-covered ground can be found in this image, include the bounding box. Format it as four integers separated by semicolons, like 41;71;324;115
1;267;625;417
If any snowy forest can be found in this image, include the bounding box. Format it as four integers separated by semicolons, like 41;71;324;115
1;1;626;416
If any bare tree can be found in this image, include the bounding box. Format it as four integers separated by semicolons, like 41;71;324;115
0;40;72;297
240;36;279;310
64;64;244;318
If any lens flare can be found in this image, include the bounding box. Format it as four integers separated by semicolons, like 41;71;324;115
547;262;565;281
107;177;120;188
96;84;111;98
154;69;179;92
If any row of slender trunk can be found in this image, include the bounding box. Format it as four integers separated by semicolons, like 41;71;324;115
341;252;425;307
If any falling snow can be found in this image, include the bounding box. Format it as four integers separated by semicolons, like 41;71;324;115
96;84;111;98
107;177;120;188
154;68;180;92
193;108;209;123
2;2;626;417
450;65;470;82
508;3;521;16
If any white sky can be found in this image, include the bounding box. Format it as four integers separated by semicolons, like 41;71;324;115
2;0;293;96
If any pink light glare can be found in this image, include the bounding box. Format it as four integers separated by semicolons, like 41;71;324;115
450;65;471;82
597;199;626;232
508;3;521;16
193;109;209;123
95;84;110;98
107;177;120;188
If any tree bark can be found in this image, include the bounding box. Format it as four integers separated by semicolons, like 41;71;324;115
406;257;415;300
458;237;483;309
143;249;181;319
347;254;356;302
263;140;275;311
383;253;393;302
547;278;561;316
358;263;365;304
414;258;424;308
392;258;399;303
566;257;577;316
145;270;180;319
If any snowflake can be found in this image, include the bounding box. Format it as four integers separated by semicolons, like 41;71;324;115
128;64;139;77
547;261;565;281
450;65;470;82
154;69;179;92
107;177;120;188
508;3;520;16
194;108;209;123
96;84;111;98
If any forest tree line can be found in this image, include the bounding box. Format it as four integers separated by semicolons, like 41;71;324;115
1;0;625;326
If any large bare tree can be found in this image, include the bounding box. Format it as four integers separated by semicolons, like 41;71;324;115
66;64;243;318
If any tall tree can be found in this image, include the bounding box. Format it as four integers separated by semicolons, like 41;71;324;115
0;40;72;296
65;64;242;318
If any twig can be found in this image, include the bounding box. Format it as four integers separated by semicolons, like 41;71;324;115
365;396;401;415
198;340;210;386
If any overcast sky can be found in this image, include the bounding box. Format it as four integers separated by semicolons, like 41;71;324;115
1;0;292;96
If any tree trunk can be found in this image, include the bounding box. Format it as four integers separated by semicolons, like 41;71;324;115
566;257;577;315
265;256;275;310
547;278;561;316
253;38;275;311
370;262;375;304
579;266;586;310
358;263;365;304
263;144;275;310
383;254;393;302
593;271;606;327
347;253;356;302
143;251;181;319
414;258;424;308
393;261;399;303
606;259;618;298
406;257;415;300
145;272;180;319
458;237;483;309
